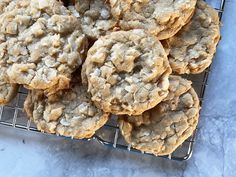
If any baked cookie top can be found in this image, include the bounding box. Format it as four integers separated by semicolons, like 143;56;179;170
70;0;117;39
0;0;11;14
24;80;110;139
165;0;220;74
0;0;88;93
109;0;197;40
83;30;171;115
119;75;200;156
0;68;18;105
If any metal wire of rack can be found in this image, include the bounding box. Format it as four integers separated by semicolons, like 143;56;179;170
0;0;226;161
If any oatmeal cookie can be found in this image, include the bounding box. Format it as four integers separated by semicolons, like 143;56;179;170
0;0;88;93
24;81;110;139
119;75;200;156
0;68;18;105
83;30;172;115
69;0;117;39
0;0;11;14
109;0;197;40
165;0;220;74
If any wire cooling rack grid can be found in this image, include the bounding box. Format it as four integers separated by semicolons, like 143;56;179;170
0;0;226;161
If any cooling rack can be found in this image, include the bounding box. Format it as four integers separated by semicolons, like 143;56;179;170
0;0;226;161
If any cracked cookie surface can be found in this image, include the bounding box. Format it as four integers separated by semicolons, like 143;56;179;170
83;30;171;115
119;75;200;156
109;0;197;40
0;0;88;93
24;79;110;139
165;0;220;74
69;0;117;39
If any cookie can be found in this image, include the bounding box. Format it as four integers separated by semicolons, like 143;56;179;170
119;75;200;156
109;0;197;40
0;0;11;14
69;0;117;39
82;30;172;115
24;80;110;139
165;0;220;74
0;82;18;105
0;0;88;94
0;68;18;105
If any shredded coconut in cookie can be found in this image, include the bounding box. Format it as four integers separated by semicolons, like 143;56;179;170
165;0;220;74
83;30;171;115
0;0;88;93
119;76;200;156
70;0;117;39
24;81;109;139
0;0;11;14
109;0;197;40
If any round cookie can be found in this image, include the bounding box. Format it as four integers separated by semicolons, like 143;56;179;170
119;75;200;156
165;0;220;74
109;0;197;40
0;0;88;94
0;68;18;105
83;30;172;115
24;81;110;139
69;0;117;39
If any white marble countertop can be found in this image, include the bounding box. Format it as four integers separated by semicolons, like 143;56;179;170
0;0;235;177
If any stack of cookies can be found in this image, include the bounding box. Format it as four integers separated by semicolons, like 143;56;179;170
0;0;220;156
